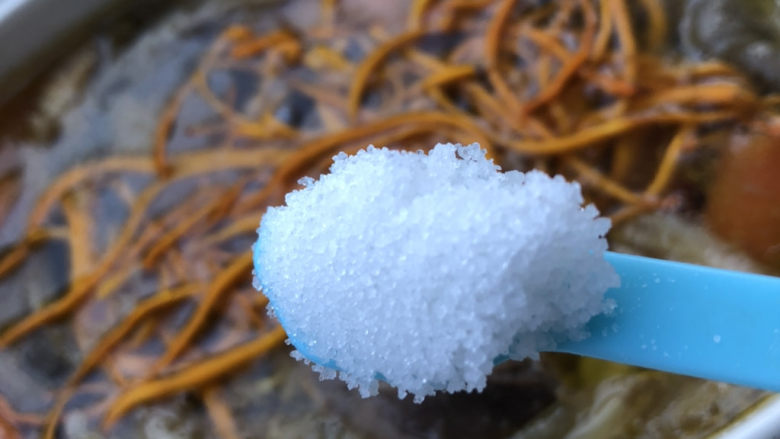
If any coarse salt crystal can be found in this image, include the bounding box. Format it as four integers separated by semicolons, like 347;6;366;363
253;143;618;402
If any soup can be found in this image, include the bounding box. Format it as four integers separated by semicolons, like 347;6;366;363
0;0;778;437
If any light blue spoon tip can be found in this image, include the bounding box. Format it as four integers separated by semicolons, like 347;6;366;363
556;251;780;392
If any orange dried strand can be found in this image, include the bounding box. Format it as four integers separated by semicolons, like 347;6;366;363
0;394;33;439
506;111;733;155
404;47;446;70
304;46;353;72
644;126;695;196
290;79;350;112
96;204;190;299
0;2;770;434
0;182;165;348
522;0;596;114
267;38;303;63
128;318;158;349
426;86;464;114
641;83;756;109
68;284;200;386
611;0;637;85
222;25;253;42
154;252;253;370
0;229;55;278
591;0;613;60
230;29;296;60
347;30;425;120
28;156;153;228
406;46;542;138
349;121;485;156
61;192;94;279
202;387;242;439
679;61;743;79
172;147;293;175
42;387;74;439
578;68;635;96
192;38;272;127
235;111;493;214
46;381;124;437
521;26;570;60
234;292;266;329
153;83;191;175
198;213;262;251
443;0;494;10
546;0;575;33
153;25;252;173
0;244;30;279
637;0;667;52
28;148;289;236
234;114;299;141
421;64;476;89
0;394;44;427
318;102;348;131
609;202;655;225
409;0;436;30
439;0;494;30
564;156;646;205
207;178;249;223
104;326;286;428
461;82;555;139
484;0;522;115
165;247;190;283
43;284;199;438
0;414;21;439
142;189;228;268
609;135;639;181
4;151;263;345
536;54;552;88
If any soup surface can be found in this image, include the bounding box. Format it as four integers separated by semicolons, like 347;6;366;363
0;0;778;437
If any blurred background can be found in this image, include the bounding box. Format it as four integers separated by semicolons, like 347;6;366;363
1;0;780;437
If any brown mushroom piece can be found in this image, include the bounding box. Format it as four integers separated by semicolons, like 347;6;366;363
706;121;780;270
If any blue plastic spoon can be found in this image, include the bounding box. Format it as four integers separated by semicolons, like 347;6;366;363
553;251;780;391
282;251;780;392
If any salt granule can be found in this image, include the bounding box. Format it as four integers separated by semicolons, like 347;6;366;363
253;143;618;402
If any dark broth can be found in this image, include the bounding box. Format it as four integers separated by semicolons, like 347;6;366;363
0;0;779;438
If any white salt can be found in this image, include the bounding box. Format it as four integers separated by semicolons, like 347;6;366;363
253;143;618;402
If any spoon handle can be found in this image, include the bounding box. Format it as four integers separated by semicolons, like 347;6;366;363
554;252;780;391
